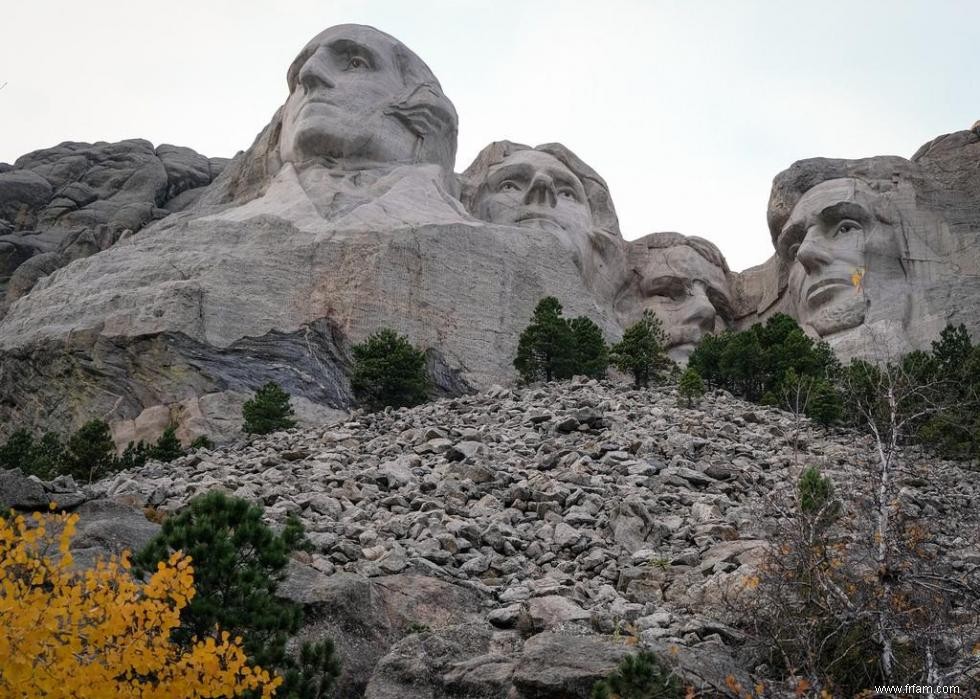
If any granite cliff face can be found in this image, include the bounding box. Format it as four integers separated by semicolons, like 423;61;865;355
0;23;977;446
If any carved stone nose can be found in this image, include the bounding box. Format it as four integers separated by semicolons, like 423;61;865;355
523;174;557;207
796;230;832;274
298;48;336;92
686;284;716;330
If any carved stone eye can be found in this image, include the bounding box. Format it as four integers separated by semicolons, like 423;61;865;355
557;188;577;200
499;181;520;192
835;220;861;237
346;55;369;70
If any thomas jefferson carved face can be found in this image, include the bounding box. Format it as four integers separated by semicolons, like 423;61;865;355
279;25;455;169
633;236;731;361
474;150;593;238
780;179;904;338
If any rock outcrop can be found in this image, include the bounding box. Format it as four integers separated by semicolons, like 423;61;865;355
0;139;228;313
53;379;976;696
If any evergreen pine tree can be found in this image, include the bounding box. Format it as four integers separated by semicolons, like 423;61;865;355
610;310;672;387
806;378;843;426
149;425;185;462
350;328;428;411
568;316;609;379
677;367;705;407
134;491;340;698
242;382;297;435
65;420;119;483
514;297;577;383
0;430;37;473
590;651;682;698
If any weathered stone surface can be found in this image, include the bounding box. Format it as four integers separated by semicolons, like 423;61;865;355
67;498;161;571
0;468;49;510
279;566;486;698
364;624;498;699
0;139;223;313
0;320;354;447
511;632;630;697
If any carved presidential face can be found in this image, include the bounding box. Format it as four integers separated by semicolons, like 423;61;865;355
782;179;905;338
279;25;421;166
636;242;731;361
474;150;593;238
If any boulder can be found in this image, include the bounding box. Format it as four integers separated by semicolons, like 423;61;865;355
511;632;630;698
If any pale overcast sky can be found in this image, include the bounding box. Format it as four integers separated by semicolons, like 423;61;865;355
1;0;977;271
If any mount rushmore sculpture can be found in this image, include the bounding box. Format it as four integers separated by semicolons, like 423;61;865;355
0;23;977;444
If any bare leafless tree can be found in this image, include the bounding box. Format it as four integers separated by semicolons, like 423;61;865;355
724;343;980;693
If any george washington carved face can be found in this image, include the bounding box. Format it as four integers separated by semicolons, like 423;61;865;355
279;24;456;170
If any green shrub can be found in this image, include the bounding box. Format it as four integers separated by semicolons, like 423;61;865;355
677;367;705;407
689;314;838;402
190;435;215;450
610;311;672;388
351;328;428;411
805;378;843;426
798;466;839;522
590;651;682;698
0;430;65;480
243;382;297;435
148;425;184;462
134;491;339;698
118;440;151;471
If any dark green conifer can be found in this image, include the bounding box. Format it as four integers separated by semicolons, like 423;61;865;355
242;382;298;435
350;328;428;411
610;311;672;388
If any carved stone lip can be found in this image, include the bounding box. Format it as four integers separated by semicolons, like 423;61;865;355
804;277;852;306
515;213;561;226
298;97;338;111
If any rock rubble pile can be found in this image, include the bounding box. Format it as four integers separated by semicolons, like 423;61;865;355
8;378;978;696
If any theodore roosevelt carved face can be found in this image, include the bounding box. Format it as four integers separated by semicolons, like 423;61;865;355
628;232;732;361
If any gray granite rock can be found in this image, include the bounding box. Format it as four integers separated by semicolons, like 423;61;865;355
0;139;223;314
0;468;49;510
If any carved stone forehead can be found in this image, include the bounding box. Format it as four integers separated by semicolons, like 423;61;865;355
779;178;875;253
286;23;438;91
488;150;582;185
788;179;862;222
644;244;728;286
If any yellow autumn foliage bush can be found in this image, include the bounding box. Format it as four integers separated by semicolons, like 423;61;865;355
0;508;282;698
